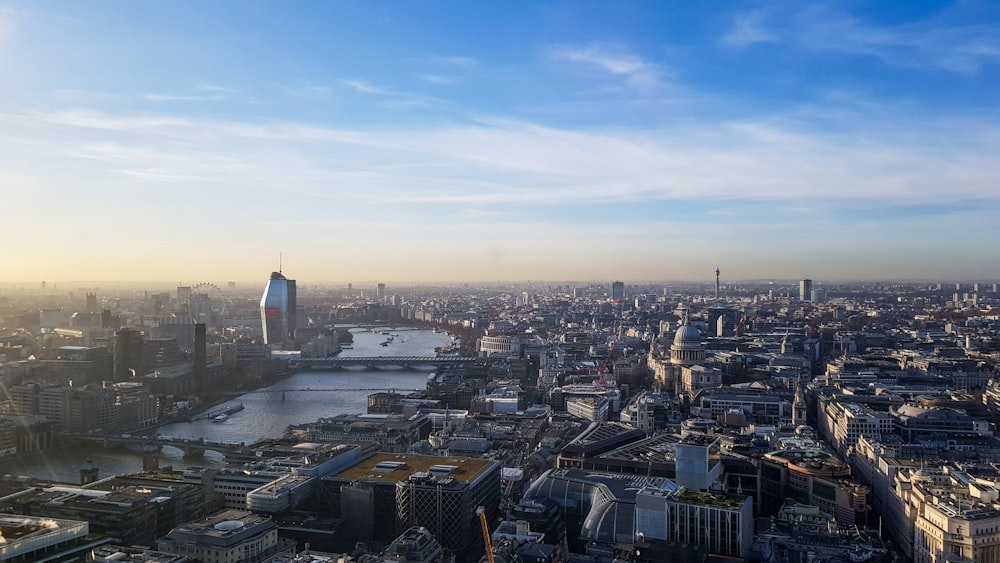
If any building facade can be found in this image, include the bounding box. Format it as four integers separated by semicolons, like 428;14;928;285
260;271;297;346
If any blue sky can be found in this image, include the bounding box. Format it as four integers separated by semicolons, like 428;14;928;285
1;1;999;284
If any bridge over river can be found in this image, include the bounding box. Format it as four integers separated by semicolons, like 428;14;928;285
71;433;251;458
293;355;476;370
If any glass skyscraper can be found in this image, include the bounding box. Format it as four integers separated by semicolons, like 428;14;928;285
260;271;297;346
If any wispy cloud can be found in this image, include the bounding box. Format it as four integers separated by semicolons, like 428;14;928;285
343;80;389;95
4;105;998;281
549;42;665;91
10;106;999;209
721;10;776;48
196;83;235;93
418;74;456;85
724;4;1000;73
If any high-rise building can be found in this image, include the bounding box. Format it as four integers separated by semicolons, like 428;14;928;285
799;279;813;302
113;328;144;381
611;281;625;301
376;283;386;300
260;271;297;346
193;323;206;381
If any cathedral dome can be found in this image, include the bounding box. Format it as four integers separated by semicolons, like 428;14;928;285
672;324;702;349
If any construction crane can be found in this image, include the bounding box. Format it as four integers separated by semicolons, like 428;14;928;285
596;341;616;384
477;506;495;563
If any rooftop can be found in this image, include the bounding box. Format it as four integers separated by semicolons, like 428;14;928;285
333;453;497;485
675;488;748;509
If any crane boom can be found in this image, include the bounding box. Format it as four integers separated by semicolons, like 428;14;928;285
599;341;616;374
477;506;495;563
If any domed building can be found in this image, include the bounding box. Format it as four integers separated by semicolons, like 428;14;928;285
652;308;715;396
670;320;704;366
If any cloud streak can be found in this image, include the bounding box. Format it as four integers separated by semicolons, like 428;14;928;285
721;10;776;48
724;4;1000;73
7;106;999;209
549;42;666;92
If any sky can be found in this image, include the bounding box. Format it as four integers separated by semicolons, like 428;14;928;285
1;1;999;285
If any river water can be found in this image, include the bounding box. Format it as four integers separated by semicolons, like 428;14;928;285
0;326;453;483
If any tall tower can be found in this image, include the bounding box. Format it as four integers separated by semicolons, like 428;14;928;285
113;328;144;381
792;382;807;426
715;268;720;299
611;281;625;302
260;271;297;346
799;279;813;302
79;458;99;486
193;323;206;382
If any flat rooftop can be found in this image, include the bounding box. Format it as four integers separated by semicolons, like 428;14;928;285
333;453;496;484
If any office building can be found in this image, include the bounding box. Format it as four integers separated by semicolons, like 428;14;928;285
611;281;625;301
376;282;386;299
260;271;297;346
113;328;144;381
157;510;279;563
0;482;204;547
760;448;867;525
0;515;89;562
635;486;753;559
42;345;112;384
799;279;812;302
324;453;501;555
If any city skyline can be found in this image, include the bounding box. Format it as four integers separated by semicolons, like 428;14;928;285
2;1;999;283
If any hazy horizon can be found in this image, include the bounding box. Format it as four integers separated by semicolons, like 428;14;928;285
2;1;999;283
0;277;993;292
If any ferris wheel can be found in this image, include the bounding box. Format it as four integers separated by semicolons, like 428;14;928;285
190;282;228;316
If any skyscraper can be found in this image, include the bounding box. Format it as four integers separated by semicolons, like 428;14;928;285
376;283;386;300
799;279;813;302
260;271;297;346
611;281;625;301
113;328;144;381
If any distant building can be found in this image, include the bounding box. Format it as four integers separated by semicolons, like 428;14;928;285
113;328;144;381
635;486;753;559
566;396;609;422
376;283;386;299
260;271;297;347
157;509;279;563
479;335;523;358
611;281;625;301
760;448;867;525
0;482;203;546
42;345;112;384
323;453;502;556
799;279;813;302
0;514;89;562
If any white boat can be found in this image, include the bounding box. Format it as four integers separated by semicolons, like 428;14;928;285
211;413;229;423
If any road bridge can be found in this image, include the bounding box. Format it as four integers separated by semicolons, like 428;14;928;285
293;356;476;370
71;434;250;458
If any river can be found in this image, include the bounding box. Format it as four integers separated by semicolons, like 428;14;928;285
0;326;454;483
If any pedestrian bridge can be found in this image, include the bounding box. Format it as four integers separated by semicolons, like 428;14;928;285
293;356;476;370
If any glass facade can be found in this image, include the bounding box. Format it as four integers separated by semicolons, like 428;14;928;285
260;272;296;346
